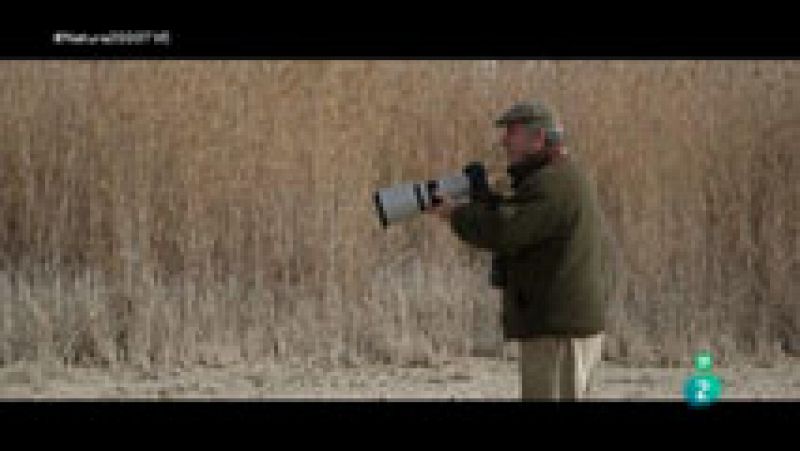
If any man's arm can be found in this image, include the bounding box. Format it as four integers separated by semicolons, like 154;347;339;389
445;178;571;255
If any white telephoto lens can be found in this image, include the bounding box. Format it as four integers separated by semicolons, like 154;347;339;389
376;182;426;225
435;173;471;199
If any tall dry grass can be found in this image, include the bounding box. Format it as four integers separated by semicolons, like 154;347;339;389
0;60;796;370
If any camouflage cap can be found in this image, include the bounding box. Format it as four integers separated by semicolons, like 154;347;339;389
494;100;556;129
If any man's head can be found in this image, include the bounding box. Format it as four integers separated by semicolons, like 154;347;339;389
495;101;562;165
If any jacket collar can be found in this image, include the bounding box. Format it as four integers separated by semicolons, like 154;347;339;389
507;152;554;188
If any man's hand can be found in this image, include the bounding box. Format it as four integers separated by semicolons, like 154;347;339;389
426;194;460;221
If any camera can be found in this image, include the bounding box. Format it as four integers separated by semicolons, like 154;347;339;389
373;161;491;228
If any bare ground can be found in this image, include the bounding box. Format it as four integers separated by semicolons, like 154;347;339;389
2;356;800;400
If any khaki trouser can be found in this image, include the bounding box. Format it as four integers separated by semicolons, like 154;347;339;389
518;333;604;400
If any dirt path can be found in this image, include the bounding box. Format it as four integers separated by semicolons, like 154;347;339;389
2;357;799;400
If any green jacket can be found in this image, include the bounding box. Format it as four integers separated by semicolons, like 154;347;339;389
449;153;608;338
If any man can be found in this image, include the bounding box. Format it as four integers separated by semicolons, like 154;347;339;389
427;101;608;400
